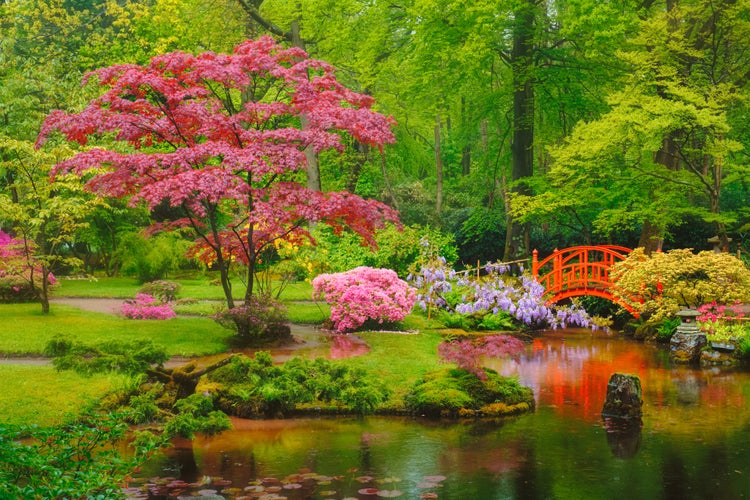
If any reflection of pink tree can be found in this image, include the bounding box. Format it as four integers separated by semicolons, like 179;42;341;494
0;231;56;303
329;334;370;359
438;335;525;380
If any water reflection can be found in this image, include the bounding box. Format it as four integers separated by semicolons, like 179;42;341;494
136;329;750;499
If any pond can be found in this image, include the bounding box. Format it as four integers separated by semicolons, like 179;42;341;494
131;329;750;499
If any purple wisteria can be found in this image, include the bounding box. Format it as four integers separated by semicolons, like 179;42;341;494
408;256;591;330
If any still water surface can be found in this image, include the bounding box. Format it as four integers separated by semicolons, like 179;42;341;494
139;329;750;499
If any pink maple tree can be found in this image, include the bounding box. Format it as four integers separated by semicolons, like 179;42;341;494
37;37;400;336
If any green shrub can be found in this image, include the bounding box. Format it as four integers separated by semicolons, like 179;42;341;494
163;394;231;439
406;367;534;417
116;232;194;283
656;317;682;341
208;353;390;417
0;412;157;499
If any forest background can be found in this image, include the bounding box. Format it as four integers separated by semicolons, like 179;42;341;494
2;0;750;282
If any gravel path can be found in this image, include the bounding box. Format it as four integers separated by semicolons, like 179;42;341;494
51;297;124;315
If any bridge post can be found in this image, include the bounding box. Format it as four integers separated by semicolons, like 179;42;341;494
532;249;539;278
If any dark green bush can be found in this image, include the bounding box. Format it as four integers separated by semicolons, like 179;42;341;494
208;354;390;417
406;367;534;417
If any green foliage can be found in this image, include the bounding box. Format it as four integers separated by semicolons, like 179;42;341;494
162;394;231;439
454;206;507;264
208;353;390;416
611;248;750;321
438;311;517;331
116;232;194;284
281;224;457;280
701;321;750;359
656;317;682;342
0;411;157;499
406;367;533;417
139;280;181;302
44;336;169;376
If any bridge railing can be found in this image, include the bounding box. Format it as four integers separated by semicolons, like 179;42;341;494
532;245;638;314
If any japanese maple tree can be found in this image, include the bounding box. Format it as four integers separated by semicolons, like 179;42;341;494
37;36;400;335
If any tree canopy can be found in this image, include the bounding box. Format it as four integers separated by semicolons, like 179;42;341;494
38;37;400;328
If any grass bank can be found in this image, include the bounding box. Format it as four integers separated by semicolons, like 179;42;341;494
1;277;443;427
0;365;130;427
0;303;232;357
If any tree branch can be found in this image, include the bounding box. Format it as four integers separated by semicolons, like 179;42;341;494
235;0;292;41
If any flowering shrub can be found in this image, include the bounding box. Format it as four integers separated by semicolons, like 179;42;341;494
0;231;57;303
312;267;417;333
696;301;750;357
139;280;181;303
610;248;750;321
408;255;591;330
438;335;526;380
213;294;289;343
121;293;176;320
697;301;745;323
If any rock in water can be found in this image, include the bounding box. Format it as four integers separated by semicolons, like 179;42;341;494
601;373;643;419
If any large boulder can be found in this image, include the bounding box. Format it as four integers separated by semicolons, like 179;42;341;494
601;373;643;420
670;331;707;364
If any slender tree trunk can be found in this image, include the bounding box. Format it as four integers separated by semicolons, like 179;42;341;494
290;20;322;192
435;116;443;215
504;0;536;261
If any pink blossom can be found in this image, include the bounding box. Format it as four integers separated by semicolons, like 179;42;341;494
312;267;417;333
121;293;176;320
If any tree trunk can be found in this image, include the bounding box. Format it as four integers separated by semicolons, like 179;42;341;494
147;355;239;404
435;115;443;215
504;0;536;262
290;20;322;192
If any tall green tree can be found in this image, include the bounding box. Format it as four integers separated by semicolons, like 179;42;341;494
0;136;101;312
533;0;750;253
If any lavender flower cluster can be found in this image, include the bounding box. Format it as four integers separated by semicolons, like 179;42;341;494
408;257;591;330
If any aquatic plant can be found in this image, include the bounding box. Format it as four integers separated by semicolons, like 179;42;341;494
312;266;417;333
124;468;449;499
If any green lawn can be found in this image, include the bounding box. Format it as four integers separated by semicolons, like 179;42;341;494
0;365;129;427
0;303;232;357
1;276;440;427
56;276;316;302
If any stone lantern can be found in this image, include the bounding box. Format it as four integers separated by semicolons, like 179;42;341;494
669;309;706;364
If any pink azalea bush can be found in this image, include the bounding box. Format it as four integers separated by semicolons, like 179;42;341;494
312;266;417;333
697;301;745;323
121;293;176;320
0;231;57;302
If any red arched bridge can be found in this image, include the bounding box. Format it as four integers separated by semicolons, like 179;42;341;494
532;245;639;315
